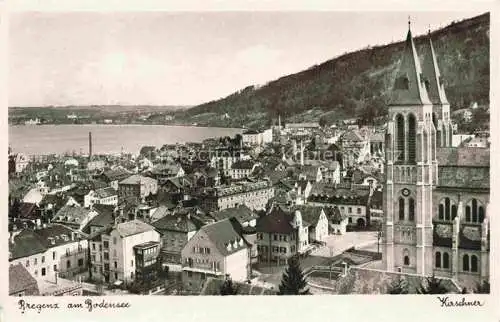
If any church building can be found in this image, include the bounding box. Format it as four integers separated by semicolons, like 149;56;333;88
382;22;490;289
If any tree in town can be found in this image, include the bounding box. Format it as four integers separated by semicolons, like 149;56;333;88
417;274;449;294
220;276;239;295
277;255;311;295
387;277;409;294
474;280;490;294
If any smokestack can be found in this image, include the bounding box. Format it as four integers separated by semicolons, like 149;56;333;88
89;132;93;160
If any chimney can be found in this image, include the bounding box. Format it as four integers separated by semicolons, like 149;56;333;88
88;132;93;161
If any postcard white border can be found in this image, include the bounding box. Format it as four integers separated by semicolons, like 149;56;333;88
1;1;499;322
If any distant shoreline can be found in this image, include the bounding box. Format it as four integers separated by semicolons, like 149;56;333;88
9;123;244;131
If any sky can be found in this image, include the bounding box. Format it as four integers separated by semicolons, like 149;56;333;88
9;10;485;107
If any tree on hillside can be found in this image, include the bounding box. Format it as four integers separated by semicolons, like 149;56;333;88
474;280;490;294
277;255;311;295
220;276;239;295
387;277;409;294
417;274;449;294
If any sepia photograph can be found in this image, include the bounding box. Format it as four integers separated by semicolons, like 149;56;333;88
7;9;491;299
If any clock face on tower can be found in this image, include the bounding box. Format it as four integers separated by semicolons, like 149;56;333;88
402;188;410;197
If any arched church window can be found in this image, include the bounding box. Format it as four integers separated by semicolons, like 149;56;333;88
463;254;469;272
403;249;410;266
478;207;485;223
438;204;444;220
396;114;405;162
443;252;450;269
451;205;457;220
471;255;478;273
445;198;451;221
399;198;405;221
408;198;415;221
472;199;478;222
465;206;471;222
435;252;441;268
432;113;438;130
408;114;416;163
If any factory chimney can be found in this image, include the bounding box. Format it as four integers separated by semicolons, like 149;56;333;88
89;131;93;160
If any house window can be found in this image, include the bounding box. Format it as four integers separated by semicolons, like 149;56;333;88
357;208;361;214
205;248;210;254
435;252;441;268
103;241;109;249
92;243;96;250
67;260;71;269
463;254;469;272
284;236;288;242
53;264;57;272
187;271;193;277
92;255;96;262
348;207;352;213
273;234;277;241
41;267;46;276
443;252;450;269
115;273;118;280
104;252;109;260
78;259;84;267
34;258;38;265
41;256;45;264
471;255;478;273
131;260;134;267
53;252;56;260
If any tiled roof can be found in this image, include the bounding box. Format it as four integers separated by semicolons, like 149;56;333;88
119;174;157;185
201;218;249;256
115;219;155;238
53;204;93;225
150;205;170;221
433;224;452;247
82;211;114;234
151;213;201;233
437;166;489;189
19;202;38;219
436;147;489;167
231;160;256;170
103;167;133;182
292;205;324;227
209;205;258;225
9;263;39;295
95;187;117;199
10;224;81;260
256;207;295;234
342;130;364;142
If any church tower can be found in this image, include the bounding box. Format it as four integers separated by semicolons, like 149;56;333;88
420;30;453;148
383;21;436;275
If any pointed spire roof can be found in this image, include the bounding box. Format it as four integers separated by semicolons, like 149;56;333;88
389;23;431;106
420;30;449;105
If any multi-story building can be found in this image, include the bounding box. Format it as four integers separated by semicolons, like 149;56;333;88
9;224;89;282
229;160;258;180
382;24;489;289
181;218;251;292
89;219;161;285
52;204;99;231
199;180;274;212
255;206;310;265
118;175;158;201
84;187;118;208
151;212;204;269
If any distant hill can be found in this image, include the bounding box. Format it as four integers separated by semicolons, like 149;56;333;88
179;13;489;128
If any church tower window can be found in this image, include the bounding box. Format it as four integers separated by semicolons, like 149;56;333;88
408;198;415;221
478;207;485;223
399;198;405;220
438;204;444;220
403;249;410;266
396;114;405;162
465;206;471;222
444;198;450;221
408;114;416;163
465;199;484;223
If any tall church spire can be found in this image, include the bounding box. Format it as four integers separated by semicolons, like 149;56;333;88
420;29;449;105
389;21;431;106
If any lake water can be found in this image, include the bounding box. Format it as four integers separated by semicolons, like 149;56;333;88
9;124;243;156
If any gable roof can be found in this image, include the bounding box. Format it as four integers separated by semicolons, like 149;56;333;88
103;166;132;182
437;166;489;190
53;204;93;225
9;263;39;295
292;206;324;227
119;174;157;185
151;213;201;233
200;218;249;256
256;207;295;234
115;219;155;238
94;187;117;199
209;205;258;225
